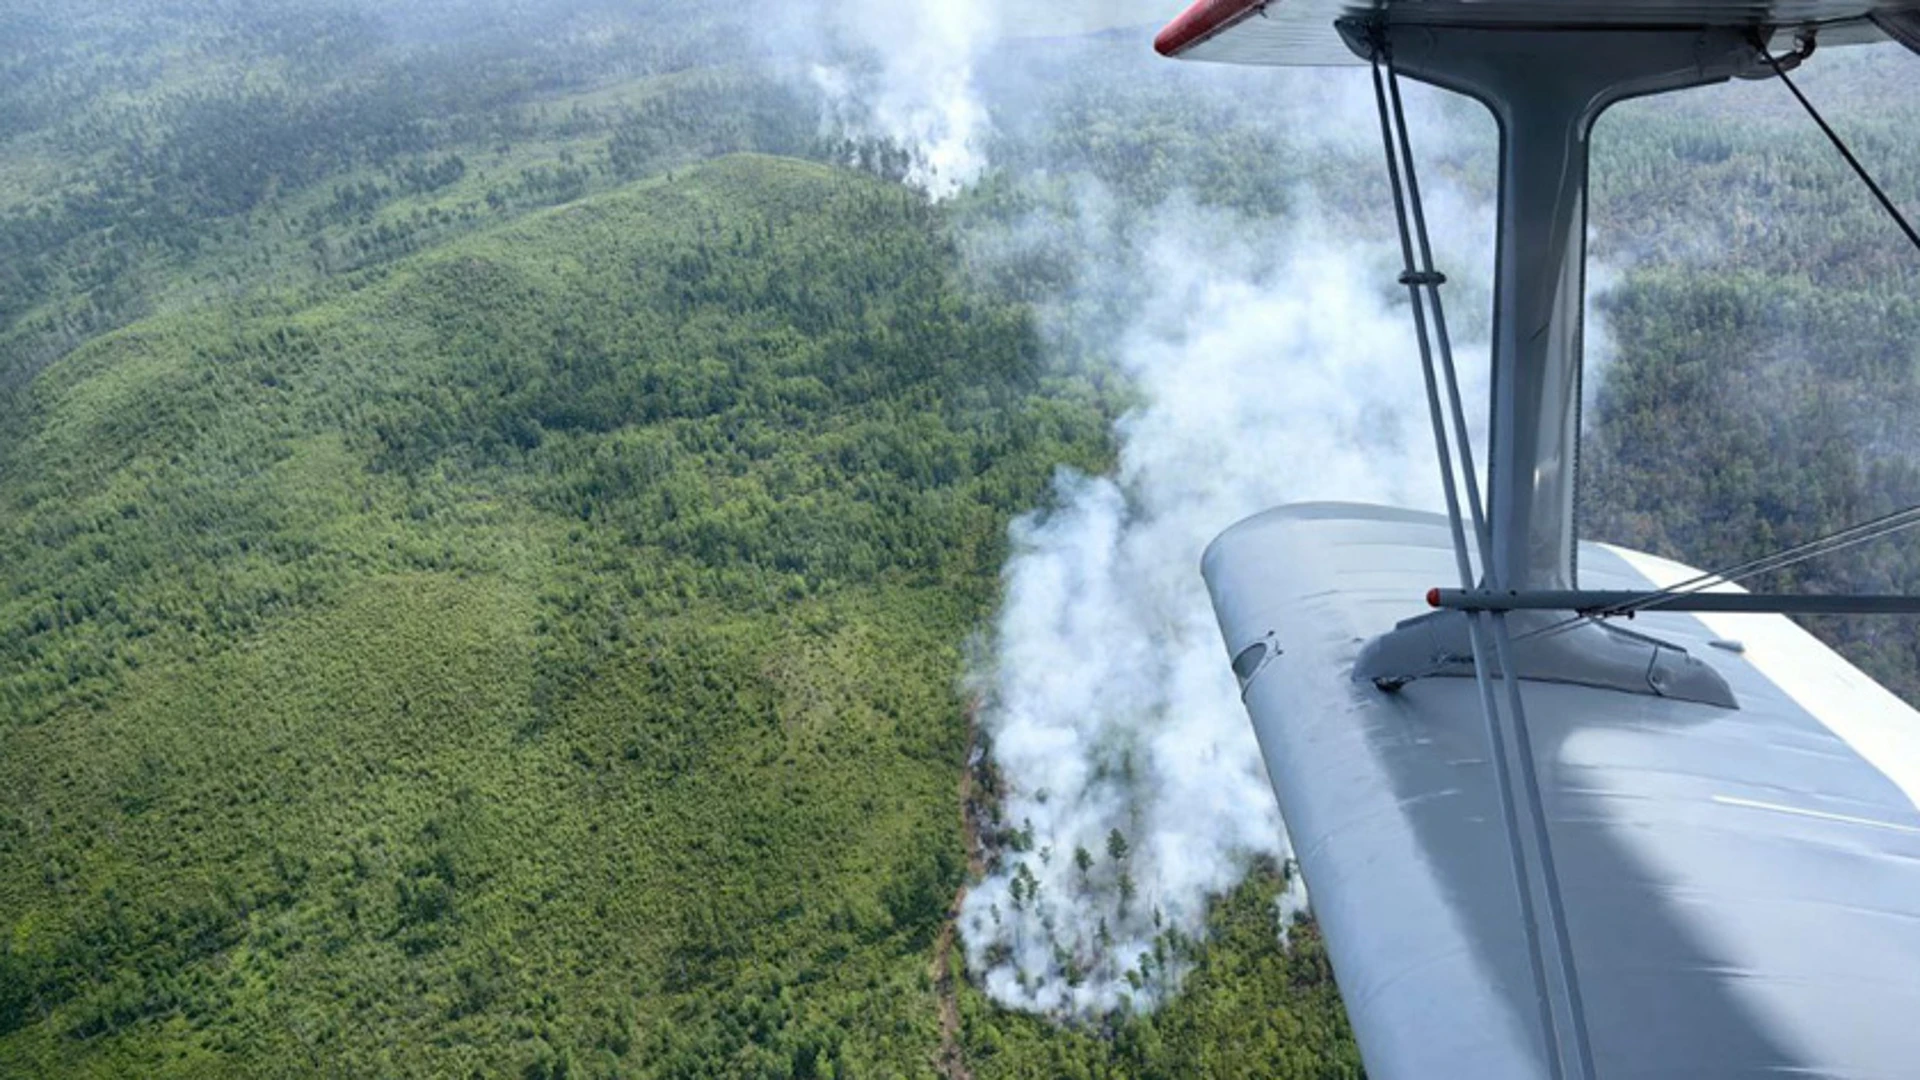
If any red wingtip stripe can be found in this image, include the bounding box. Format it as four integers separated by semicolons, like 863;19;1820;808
1154;0;1269;57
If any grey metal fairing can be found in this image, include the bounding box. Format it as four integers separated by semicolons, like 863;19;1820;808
1353;607;1740;709
1204;503;1920;1079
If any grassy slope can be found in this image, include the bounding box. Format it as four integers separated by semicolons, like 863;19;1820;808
0;153;1120;1078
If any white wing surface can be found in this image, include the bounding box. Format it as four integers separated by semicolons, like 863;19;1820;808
1204;503;1920;1079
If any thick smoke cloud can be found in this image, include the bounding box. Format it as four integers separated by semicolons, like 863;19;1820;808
771;0;1177;198
768;0;1495;1018
778;0;999;198
957;201;1487;1015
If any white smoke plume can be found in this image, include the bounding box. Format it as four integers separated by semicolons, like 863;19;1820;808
770;0;1173;199
798;2;999;199
958;195;1491;1016
767;0;1497;1018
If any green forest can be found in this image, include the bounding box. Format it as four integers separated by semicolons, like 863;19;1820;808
0;1;1915;1077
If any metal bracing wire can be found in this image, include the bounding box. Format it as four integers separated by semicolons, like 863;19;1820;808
1356;52;1917;1075
1478;37;1920;649
1763;42;1920;257
1370;43;1593;1080
1486;608;1598;1080
1383;64;1493;575
1370;53;1479;593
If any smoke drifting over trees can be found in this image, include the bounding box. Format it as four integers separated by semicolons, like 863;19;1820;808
1;2;1916;1073
770;0;1506;1016
954;213;1482;1015
776;0;1920;1020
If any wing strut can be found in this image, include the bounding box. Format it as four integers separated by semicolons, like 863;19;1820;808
1368;39;1597;1080
1424;501;1920;665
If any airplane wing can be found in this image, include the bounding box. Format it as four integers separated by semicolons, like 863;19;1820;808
1206;506;1920;1078
1155;0;1920;65
1168;1;1920;1077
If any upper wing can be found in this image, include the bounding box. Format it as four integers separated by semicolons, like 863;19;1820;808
1154;0;1920;65
1204;504;1920;1078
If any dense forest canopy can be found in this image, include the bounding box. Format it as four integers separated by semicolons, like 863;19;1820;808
0;2;1915;1077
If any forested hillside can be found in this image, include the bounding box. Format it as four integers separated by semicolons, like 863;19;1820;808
1587;62;1920;702
0;150;1190;1077
0;0;813;391
0;10;1360;1071
0;3;1916;1078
